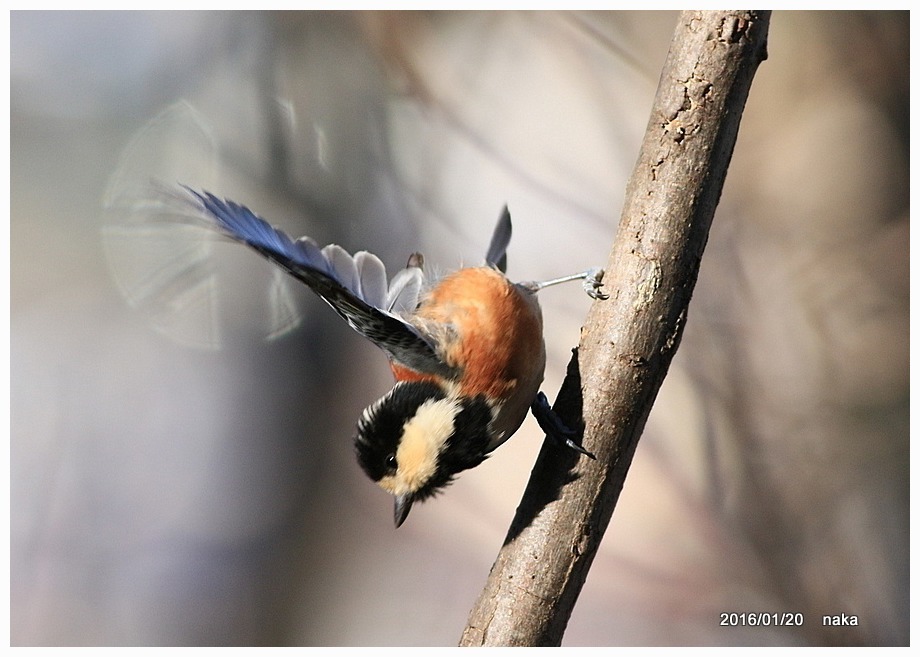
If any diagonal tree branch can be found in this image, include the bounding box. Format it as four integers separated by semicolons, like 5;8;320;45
460;11;771;647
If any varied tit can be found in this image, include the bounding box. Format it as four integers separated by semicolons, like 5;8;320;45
181;188;606;527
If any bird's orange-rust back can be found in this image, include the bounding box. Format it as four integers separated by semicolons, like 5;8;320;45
390;267;544;404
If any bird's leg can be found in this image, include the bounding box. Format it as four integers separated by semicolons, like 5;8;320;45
520;267;608;300
531;392;596;459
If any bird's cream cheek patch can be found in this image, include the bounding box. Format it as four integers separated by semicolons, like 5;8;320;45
379;398;459;497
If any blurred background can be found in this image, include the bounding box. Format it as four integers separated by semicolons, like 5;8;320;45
10;10;908;646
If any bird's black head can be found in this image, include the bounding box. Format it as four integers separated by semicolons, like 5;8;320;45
354;381;494;527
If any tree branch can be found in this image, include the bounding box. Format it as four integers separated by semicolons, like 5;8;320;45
460;11;771;647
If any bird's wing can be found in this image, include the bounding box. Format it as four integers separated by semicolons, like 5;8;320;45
183;187;454;378
484;205;512;273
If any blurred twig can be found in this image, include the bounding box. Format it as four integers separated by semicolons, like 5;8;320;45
460;11;771;646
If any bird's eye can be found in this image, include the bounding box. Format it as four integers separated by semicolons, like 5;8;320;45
385;454;398;471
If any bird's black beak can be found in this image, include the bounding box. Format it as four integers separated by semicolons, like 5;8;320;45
394;494;414;528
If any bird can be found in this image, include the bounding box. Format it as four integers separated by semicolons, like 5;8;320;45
181;187;605;527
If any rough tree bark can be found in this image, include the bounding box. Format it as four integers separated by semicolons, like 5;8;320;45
460;11;771;647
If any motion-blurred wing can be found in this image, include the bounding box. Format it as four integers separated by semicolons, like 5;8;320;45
183;188;453;377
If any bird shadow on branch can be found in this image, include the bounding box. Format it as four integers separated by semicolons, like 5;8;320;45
504;348;585;544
